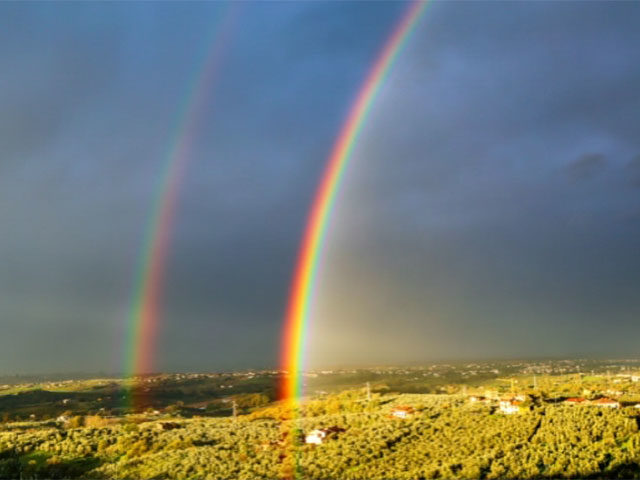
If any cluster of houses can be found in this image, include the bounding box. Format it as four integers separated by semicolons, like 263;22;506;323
498;398;526;415
469;392;640;414
564;397;623;408
560;395;640;409
302;406;416;446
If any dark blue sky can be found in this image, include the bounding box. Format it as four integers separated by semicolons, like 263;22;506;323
1;1;639;373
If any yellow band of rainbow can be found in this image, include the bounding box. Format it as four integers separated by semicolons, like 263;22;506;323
280;0;429;405
124;3;237;407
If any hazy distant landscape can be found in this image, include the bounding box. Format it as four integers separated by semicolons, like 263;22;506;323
2;359;640;478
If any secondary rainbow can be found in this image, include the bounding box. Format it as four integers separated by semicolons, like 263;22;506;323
124;5;235;395
280;0;429;403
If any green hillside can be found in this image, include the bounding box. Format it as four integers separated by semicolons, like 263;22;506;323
2;391;640;479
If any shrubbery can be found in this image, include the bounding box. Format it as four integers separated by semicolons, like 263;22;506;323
1;393;639;479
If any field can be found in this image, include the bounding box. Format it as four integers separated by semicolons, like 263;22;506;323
3;360;640;479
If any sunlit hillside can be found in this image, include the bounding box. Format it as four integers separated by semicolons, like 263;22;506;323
3;362;640;479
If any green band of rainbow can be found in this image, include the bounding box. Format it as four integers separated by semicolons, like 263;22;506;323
124;4;235;400
280;0;428;403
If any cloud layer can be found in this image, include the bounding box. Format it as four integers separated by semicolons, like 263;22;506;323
0;1;638;373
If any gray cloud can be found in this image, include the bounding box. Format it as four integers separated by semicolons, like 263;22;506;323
307;1;640;368
566;154;607;181
627;155;640;188
1;1;639;373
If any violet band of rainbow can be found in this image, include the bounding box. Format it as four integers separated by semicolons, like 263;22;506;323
124;4;236;402
280;0;429;404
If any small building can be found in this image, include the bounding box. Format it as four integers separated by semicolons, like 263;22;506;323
499;399;521;415
391;406;415;419
564;397;586;405
304;426;345;445
305;429;327;445
56;415;70;423
592;398;620;408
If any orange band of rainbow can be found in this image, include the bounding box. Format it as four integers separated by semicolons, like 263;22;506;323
280;0;429;405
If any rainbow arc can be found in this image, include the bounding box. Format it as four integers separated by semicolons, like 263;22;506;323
280;0;429;405
124;4;236;408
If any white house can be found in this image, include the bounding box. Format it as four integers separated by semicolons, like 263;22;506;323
391;406;414;419
499;400;521;415
592;398;620;408
305;429;327;445
304;427;346;445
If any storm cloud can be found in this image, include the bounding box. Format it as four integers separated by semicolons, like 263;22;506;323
0;1;639;374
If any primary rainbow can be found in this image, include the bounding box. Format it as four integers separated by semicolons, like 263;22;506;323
280;0;429;404
124;4;235;401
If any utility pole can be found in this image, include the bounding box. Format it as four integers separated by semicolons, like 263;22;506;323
533;375;537;390
366;382;371;402
232;400;237;419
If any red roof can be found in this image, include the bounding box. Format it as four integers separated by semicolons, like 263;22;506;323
565;397;586;403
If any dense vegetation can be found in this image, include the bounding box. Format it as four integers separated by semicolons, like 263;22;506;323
2;391;640;479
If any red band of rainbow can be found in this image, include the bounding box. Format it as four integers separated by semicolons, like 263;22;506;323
280;0;428;405
124;4;236;406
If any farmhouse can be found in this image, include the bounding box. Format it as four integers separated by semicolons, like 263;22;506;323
391;406;415;418
305;426;346;445
564;397;586;405
592;398;620;408
305;429;327;445
499;399;521;414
